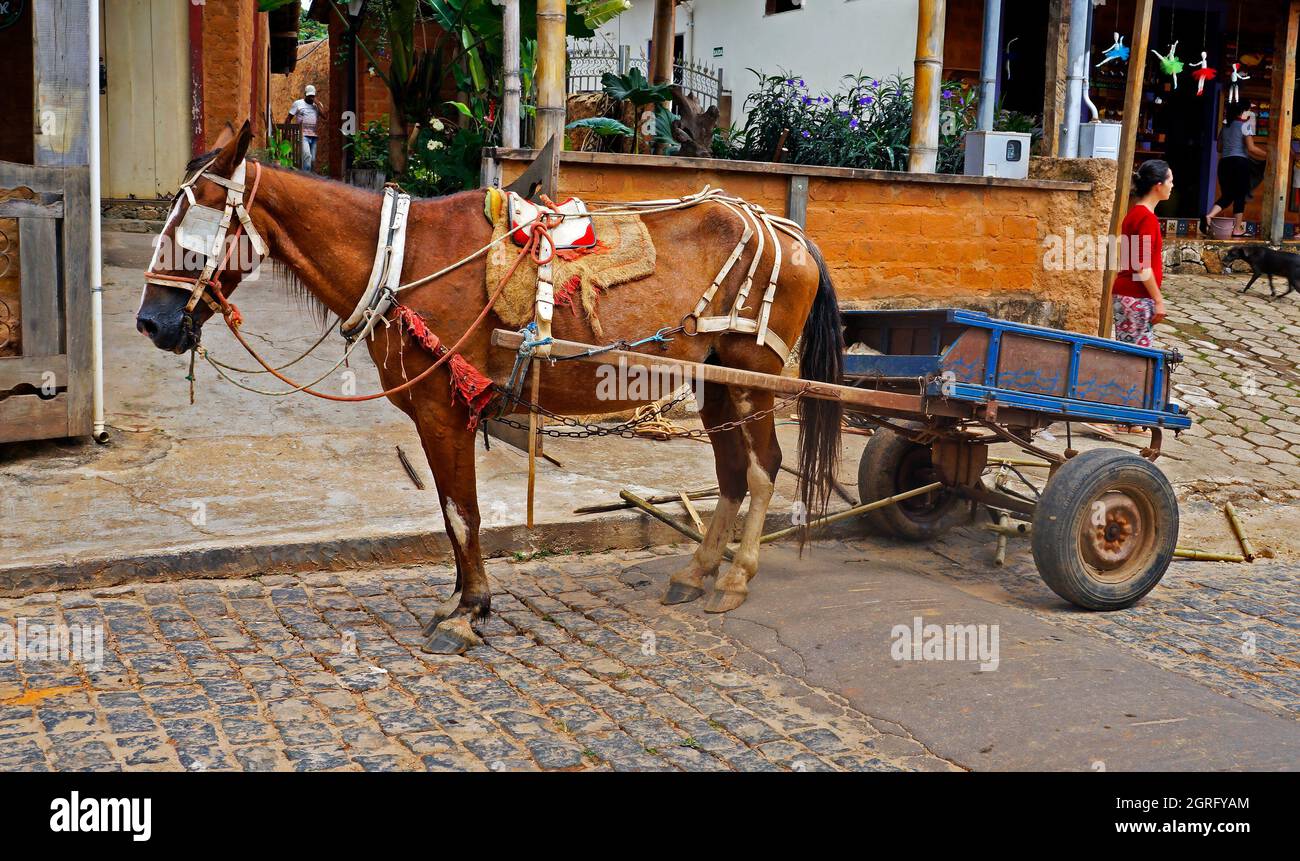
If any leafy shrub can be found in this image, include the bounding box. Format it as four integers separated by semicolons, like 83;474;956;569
729;72;986;174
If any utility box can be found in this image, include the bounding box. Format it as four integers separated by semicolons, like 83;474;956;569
963;131;1032;179
1078;121;1122;160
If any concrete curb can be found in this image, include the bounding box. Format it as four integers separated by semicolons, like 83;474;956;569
0;507;865;598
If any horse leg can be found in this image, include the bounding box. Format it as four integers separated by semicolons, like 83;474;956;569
703;388;781;614
409;405;491;655
662;380;748;605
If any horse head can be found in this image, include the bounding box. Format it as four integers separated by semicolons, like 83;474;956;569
137;120;261;353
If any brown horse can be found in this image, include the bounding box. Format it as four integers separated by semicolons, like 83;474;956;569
136;122;843;654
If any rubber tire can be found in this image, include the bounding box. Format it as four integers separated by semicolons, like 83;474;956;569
856;427;968;542
1031;448;1178;611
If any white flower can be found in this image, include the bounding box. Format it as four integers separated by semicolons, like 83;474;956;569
430;140;444;150
426;139;436;151
430;118;445;132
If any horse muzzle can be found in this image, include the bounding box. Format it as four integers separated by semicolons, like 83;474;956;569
136;305;199;354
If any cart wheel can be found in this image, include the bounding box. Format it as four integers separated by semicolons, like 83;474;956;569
856;427;967;541
1031;448;1178;610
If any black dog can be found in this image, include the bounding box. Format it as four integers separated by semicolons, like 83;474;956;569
1222;245;1300;298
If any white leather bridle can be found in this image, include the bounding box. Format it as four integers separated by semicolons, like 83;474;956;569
144;158;267;318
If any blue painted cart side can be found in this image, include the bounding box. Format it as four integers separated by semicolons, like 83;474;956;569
841;309;1191;430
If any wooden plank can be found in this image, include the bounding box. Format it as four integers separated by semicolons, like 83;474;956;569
0;393;68;443
62;166;93;436
0;354;68;391
150;0;192;197
18;217;60;357
1097;0;1154;337
0;160;68;194
0;200;64;219
786;176;809;228
490;328;933;418
1262;1;1300;245
34;0;91;167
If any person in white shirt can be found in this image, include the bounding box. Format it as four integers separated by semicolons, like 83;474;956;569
285;84;322;172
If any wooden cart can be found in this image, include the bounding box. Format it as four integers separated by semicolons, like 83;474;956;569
493;308;1191;610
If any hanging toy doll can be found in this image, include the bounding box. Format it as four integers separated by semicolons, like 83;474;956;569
1097;33;1130;66
1189;52;1216;95
1152;41;1184;89
1229;62;1251;102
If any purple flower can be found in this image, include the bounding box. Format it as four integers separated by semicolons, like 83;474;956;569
819;96;830;104
943;88;953;98
839;110;850;117
802;95;811;104
798;78;806;87
850;118;860;129
858;96;874;105
801;130;811;138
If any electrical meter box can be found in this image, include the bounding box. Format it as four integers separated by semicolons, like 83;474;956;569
1078;121;1121;160
963;131;1032;179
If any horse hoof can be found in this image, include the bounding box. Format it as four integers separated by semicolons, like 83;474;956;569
421;617;484;655
702;589;748;614
661;582;706;605
421;591;462;637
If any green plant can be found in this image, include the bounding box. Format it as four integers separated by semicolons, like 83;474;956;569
565;117;634;137
600;69;679;154
994;104;1044;147
732;71;978;174
266;129;296;168
344;117;392;172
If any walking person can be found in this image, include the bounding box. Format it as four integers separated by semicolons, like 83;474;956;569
285;84;323;172
1203;101;1267;237
1112;160;1172;348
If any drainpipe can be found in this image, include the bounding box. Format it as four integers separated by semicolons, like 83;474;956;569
977;0;1002;131
1059;0;1091;157
908;0;946;172
88;0;107;443
502;0;521;149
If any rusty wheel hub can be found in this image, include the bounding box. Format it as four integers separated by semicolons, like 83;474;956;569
1082;492;1145;572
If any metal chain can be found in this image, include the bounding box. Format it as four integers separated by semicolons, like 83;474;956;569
493;387;807;440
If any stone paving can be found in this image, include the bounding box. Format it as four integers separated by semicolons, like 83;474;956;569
1159;271;1300;481
0;548;959;772
922;527;1300;720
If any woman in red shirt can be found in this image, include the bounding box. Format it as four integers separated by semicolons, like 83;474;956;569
1111;160;1172;347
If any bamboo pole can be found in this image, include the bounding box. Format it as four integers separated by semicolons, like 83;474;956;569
649;0;676;155
502;0;521;149
621;489;736;561
1223;502;1257;562
534;0;566;196
1262;1;1300;244
760;482;945;544
908;0;947;173
1097;0;1154;337
526;361;540;528
1174;548;1246;563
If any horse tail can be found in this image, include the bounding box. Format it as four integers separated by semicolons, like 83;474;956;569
797;241;844;532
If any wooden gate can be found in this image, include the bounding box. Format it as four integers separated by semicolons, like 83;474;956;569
0;161;92;444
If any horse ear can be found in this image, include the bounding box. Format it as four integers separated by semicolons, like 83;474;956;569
210;120;254;177
212;122;236;150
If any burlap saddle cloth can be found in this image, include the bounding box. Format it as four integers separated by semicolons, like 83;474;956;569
485;192;657;341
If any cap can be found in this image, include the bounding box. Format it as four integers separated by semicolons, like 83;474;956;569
305;84;317;96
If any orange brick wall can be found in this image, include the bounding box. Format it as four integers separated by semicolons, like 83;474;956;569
499;155;1115;333
200;0;268;150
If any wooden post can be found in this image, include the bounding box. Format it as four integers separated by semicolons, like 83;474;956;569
502;0;521;150
908;0;946;173
1097;0;1154;338
1262;1;1300;245
534;0;566;196
650;0;676;155
1041;0;1069;156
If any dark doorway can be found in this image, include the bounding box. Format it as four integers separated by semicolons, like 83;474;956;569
999;0;1050;116
0;3;35;164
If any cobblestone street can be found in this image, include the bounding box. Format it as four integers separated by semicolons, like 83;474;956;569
0;549;958;772
1159;271;1300;482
